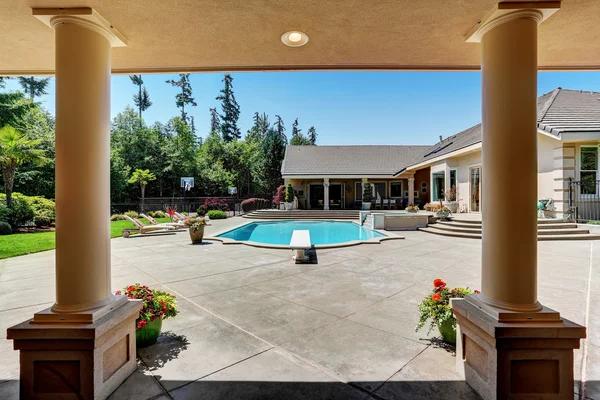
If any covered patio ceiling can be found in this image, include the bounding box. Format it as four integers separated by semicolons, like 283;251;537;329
3;0;600;75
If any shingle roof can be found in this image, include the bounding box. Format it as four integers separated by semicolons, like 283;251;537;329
416;88;600;164
537;88;600;136
282;88;600;176
281;145;430;177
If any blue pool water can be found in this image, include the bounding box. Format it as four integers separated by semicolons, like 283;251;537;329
218;220;386;245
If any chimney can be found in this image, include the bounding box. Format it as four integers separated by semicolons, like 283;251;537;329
439;135;443;142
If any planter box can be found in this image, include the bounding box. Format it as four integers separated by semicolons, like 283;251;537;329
443;201;459;213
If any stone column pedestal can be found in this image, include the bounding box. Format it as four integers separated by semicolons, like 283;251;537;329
7;300;140;400
453;299;585;400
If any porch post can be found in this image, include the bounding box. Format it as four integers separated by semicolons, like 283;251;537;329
453;3;585;399
408;177;415;205
323;178;330;210
7;9;139;399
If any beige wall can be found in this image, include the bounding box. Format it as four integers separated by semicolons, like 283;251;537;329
417;132;566;213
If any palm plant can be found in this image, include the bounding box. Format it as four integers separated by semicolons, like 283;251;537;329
0;125;46;208
128;169;156;207
17;76;51;100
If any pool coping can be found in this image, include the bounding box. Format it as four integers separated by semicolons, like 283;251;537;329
204;218;404;249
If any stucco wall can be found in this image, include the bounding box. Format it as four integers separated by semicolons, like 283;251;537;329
538;133;559;200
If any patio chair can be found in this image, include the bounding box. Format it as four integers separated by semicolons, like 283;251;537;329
121;215;177;238
140;213;185;228
389;198;396;210
382;199;389;209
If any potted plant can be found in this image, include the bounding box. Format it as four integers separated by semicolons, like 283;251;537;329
116;284;179;348
184;216;207;244
362;181;373;210
416;279;478;345
285;182;294;210
442;185;460;213
405;203;419;213
436;205;452;220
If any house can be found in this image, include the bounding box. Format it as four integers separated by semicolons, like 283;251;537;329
282;88;600;220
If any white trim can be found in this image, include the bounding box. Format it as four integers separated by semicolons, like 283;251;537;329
389;180;403;199
537;128;562;140
577;144;599;198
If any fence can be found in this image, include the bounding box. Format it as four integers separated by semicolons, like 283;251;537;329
111;196;274;217
569;179;600;222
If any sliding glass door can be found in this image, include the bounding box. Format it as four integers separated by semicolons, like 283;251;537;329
470;166;481;212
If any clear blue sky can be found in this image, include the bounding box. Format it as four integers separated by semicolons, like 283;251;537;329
4;71;600;145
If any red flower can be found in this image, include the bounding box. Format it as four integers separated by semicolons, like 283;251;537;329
433;279;446;288
115;290;121;296
474;290;481;294
137;319;147;329
127;285;136;293
432;293;442;301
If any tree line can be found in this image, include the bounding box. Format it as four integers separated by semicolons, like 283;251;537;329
0;73;319;207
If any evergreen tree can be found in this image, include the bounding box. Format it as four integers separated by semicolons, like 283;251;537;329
246;112;270;141
254;128;286;194
0;77;10;88
216;74;241;142
209;107;220;132
17;77;50;100
165;74;197;124
308;126;318;145
290;133;312;146
291;118;301;139
130;74;152;120
274;115;287;143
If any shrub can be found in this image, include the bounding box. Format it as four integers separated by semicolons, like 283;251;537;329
202;197;229;212
273;185;286;204
34;215;52;227
197;205;206;216
0;221;12;235
207;210;227;219
124;210;139;219
0;193;35;227
28;196;56;221
241;198;269;212
0;206;12;224
285;183;294;203
152;210;166;218
110;214;124;221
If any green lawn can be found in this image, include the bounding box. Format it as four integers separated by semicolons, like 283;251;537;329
0;217;172;260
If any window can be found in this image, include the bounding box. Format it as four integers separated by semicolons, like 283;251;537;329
373;182;387;200
355;182;362;201
448;170;457;201
581;147;599;195
432;172;445;201
390;181;403;197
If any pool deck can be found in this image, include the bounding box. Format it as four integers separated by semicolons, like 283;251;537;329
0;216;598;399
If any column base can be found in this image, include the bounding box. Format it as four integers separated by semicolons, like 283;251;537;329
6;300;140;400
452;298;586;400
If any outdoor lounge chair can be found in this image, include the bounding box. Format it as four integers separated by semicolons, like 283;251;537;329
140;213;185;228
121;215;178;238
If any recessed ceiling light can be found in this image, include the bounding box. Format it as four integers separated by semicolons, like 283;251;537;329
281;31;309;47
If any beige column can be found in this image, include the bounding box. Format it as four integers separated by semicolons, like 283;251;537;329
408;177;415;205
30;10;127;322
323;178;330;210
478;12;542;312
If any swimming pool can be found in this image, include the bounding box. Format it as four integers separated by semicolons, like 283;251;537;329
217;220;386;246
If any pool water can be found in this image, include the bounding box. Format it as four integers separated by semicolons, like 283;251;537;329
217;220;386;246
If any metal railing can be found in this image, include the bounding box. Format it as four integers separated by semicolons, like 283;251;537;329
569;178;600;222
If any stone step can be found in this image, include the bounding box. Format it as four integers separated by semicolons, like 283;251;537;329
420;227;600;240
418;227;482;239
437;220;579;230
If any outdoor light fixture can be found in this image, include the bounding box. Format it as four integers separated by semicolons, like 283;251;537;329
281;31;308;47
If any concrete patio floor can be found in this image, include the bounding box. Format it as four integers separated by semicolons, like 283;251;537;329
0;217;598;399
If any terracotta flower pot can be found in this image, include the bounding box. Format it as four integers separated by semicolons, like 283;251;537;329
189;225;205;244
438;317;456;345
136;318;162;348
